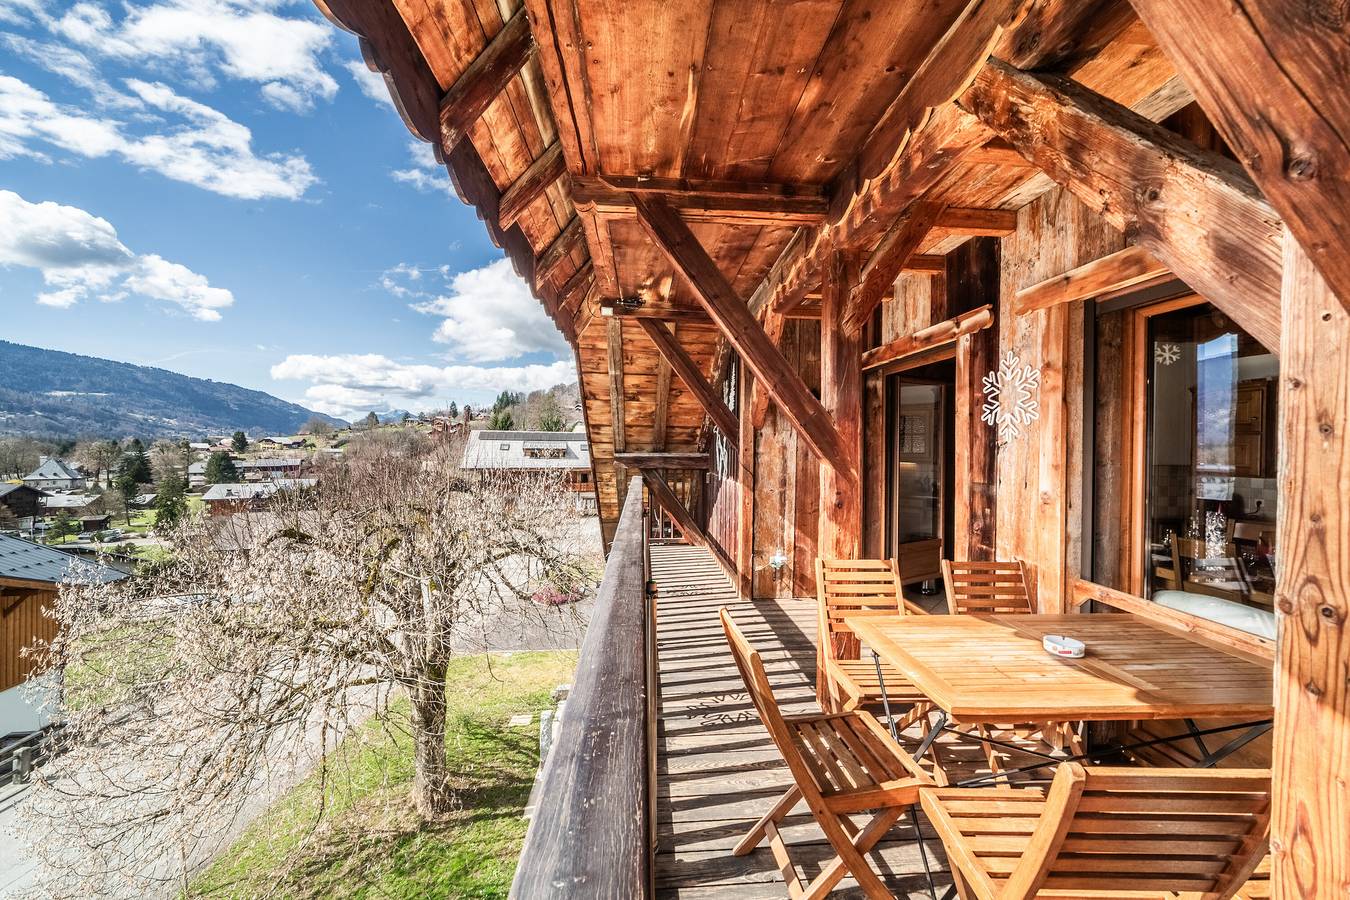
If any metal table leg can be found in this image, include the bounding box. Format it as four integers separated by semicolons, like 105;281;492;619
870;649;899;741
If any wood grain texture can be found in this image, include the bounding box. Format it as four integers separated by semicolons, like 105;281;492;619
1271;229;1350;898
1130;0;1350;317
510;478;649;897
606;317;627;457
498;140;565;230
960;58;1282;350
846;201;948;333
861;304;993;372
818;250;863;561
1014;244;1167;314
636;318;738;447
438;6;534;150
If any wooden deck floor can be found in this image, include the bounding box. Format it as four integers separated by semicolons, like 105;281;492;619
650;544;954;899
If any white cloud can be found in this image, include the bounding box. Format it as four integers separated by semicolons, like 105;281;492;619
390;139;449;195
344;60;388;104
270;353;576;419
0;74;317;199
48;0;338;111
406;258;568;362
0;189;233;320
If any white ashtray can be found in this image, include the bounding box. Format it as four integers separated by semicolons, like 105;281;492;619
1043;634;1086;658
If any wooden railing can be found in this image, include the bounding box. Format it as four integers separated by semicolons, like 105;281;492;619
511;476;655;898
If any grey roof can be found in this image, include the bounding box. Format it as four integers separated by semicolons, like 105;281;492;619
188;462;207;475
0;483;46;500
41;493;98;509
23;457;82;482
461;430;590;471
202;479;316;501
0;534;127;586
236;457;303;469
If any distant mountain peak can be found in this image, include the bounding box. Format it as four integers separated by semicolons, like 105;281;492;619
0;340;345;439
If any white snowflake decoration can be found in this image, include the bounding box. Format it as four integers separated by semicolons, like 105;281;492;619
982;350;1041;440
1154;342;1181;366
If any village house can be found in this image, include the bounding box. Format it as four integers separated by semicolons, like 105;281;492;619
186;460;207;488
39;493;103;518
0;484;47;529
236;457;305;482
0;535;125;737
21;457;86;492
201;479;317;516
460;430;596;513
256;436;307;450
316;2;1347;896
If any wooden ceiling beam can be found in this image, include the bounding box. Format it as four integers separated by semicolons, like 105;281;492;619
966;137;1035;167
635;318;739;448
861;304;994;372
598;300;713;324
960;58;1282;350
615;452;708;470
498;141;566;231
534;215;586;285
846;200;949;332
633;195;855;483
556;260;594;317
937;207;1018;236
1014;245;1169;315
570;176;826;227
1129;0;1350;316
438;6;535;151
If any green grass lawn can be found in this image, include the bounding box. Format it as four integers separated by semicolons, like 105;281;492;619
190;651;577;900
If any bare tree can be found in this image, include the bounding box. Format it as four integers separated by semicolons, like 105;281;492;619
20;440;598;896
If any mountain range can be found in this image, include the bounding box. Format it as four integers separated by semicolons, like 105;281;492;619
0;340;345;439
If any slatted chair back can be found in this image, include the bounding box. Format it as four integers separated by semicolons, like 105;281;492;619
923;763;1272;899
719;608;832;807
815;558;904;662
941;559;1035;615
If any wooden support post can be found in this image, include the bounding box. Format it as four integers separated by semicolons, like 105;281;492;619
950;241;1000;563
819;250;863;560
652;323;672;451
632;194;855;484
736;364;755;600
438;7;534;151
1129;0;1350;317
1271;229;1350;897
636;318;739;447
606;317;626;456
960;58;1282;350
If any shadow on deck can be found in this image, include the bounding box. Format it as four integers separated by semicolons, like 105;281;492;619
650;544;954;899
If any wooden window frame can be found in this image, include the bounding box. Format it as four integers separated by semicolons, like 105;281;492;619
1082;287;1275;662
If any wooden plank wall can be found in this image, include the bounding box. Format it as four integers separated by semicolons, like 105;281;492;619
1;588;57;693
995;188;1126;612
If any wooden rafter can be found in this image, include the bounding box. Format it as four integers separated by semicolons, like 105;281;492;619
1130;0;1350;316
861;304;994;371
845;200;948;332
570;176;826;227
960;59;1282;350
633;195;855;484
636;318;739;448
498;141;566;230
615;452;708;470
1014;246;1168;315
534;215;586;285
438;7;535;151
556;261;594;318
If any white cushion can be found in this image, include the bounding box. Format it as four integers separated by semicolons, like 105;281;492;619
1153;590;1276;641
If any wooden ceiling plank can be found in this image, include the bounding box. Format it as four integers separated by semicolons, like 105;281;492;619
636;317;739;448
615;451;707;470
632;194;854;482
534;215;586;284
1014;245;1169;315
498;141;567;230
1129;0;1350;315
959;58;1282;350
846;200;949;332
439;6;535;151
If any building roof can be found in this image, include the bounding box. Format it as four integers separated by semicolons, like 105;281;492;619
188;462;207;474
237;458;303;469
202;479;317;501
0;534;127;586
23;457;82;482
461;430;591;471
41;493;98;509
0;483;46;500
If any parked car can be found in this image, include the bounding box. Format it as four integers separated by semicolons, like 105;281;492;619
98;529;125;542
77;531;96;542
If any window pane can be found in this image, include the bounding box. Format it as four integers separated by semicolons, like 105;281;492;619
1144;303;1278;639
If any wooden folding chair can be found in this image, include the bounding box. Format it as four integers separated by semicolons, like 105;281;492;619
815;558;933;728
941;559;1036;615
720;607;935;899
920;763;1271;899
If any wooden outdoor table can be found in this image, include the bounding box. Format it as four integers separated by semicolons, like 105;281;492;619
844;613;1273;724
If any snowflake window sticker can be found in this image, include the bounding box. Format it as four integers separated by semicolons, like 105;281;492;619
1155;342;1181;366
982;350;1041;440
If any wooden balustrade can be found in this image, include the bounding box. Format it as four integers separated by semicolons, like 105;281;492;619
510;476;654;898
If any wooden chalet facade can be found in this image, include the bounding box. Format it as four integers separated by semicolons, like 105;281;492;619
313;1;1347;896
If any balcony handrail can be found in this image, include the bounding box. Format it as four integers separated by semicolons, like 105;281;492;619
511;476;653;898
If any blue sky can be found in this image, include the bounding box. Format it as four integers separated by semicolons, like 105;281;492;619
0;0;574;421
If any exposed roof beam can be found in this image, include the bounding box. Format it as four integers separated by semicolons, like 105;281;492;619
1129;0;1350;316
846;200;949;332
633;195;855;483
438;7;535;151
966;137;1036;167
635;318;739;448
556;260;594;317
937;207;1017;236
534;215;586;284
1014;245;1169;315
960;58;1282;350
598;300;713;324
861;305;995;372
499;141;566;231
615;452;708;470
570;176;827;227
